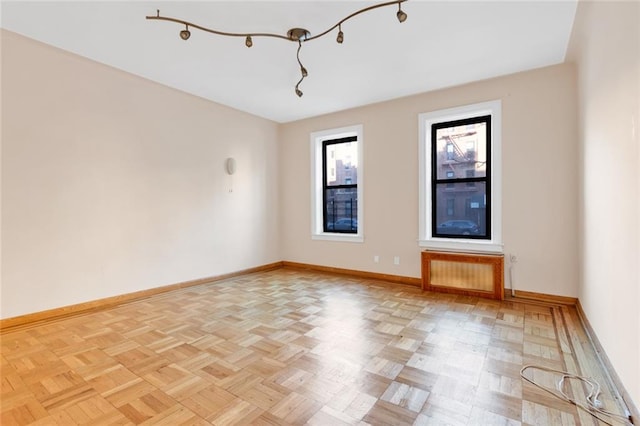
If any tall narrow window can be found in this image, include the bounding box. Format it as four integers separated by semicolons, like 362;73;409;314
446;143;455;160
419;100;502;253
432;115;490;239
311;125;363;242
446;198;455;216
323;137;358;233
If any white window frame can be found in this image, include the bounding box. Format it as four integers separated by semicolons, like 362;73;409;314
418;100;502;253
310;125;364;242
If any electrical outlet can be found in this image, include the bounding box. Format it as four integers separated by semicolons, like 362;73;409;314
374;255;380;263
393;256;400;265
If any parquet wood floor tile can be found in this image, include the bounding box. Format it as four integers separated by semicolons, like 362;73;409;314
0;268;631;425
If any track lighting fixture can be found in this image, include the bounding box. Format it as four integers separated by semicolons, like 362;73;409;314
147;0;408;97
397;3;408;23
336;25;344;44
179;25;190;40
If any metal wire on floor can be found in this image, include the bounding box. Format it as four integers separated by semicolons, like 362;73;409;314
520;365;634;426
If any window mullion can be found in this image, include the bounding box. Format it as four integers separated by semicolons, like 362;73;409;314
435;177;487;185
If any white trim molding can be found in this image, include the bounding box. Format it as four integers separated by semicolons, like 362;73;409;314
310;125;364;243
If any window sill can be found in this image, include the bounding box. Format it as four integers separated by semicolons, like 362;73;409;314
418;238;503;254
312;233;364;243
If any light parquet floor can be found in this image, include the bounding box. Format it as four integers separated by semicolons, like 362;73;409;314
0;268;630;425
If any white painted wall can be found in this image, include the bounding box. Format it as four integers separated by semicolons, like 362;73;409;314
1;30;280;319
568;0;640;408
280;64;579;298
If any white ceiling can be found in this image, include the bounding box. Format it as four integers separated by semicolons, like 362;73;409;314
1;1;578;123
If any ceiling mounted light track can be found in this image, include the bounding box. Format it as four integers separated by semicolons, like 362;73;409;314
146;0;408;97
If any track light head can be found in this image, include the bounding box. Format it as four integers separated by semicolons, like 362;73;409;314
295;88;303;97
336;26;344;44
245;35;253;48
397;5;407;23
179;26;191;40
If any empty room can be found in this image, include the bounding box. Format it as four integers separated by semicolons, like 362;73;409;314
1;0;638;425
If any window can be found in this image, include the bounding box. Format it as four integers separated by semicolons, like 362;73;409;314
433;115;489;238
311;125;363;242
419;101;502;253
446;143;455;160
446;198;455;216
466;141;475;160
323;138;358;234
465;168;476;187
446;170;455;188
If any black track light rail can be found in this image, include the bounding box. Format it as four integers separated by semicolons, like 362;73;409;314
147;11;292;41
146;0;408;97
305;0;407;41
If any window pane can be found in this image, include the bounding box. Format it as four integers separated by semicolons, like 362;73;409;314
435;121;487;180
434;182;487;237
324;187;358;232
446;198;455;216
326;142;358;186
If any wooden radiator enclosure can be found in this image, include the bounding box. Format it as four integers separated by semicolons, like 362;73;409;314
421;251;504;300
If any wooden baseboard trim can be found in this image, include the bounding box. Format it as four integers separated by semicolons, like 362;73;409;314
505;289;578;306
0;261;284;333
575;300;639;424
282;261;422;287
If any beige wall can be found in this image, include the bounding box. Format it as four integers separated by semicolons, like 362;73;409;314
568;0;640;407
2;2;637;410
1;30;281;319
280;64;579;298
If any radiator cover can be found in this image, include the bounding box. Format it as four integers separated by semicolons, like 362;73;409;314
421;250;504;300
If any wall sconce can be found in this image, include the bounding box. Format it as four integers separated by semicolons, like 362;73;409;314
226;157;237;175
